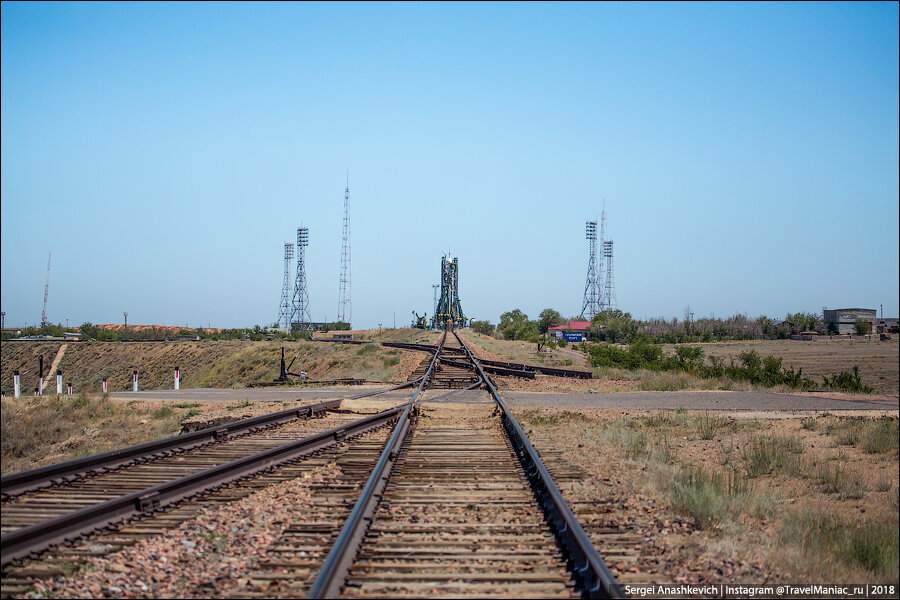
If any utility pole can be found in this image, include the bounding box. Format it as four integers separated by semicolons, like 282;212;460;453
124;312;128;327
1;312;5;331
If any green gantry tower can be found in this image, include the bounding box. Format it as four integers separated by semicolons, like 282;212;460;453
433;254;466;330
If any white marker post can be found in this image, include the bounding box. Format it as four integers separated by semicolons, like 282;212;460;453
37;377;42;396
174;366;180;390
133;370;139;392
57;372;63;395
13;371;20;398
102;378;108;394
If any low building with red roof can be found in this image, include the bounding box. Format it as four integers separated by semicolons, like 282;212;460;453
548;320;592;342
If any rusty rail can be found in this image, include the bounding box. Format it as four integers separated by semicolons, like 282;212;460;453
306;333;446;598
455;331;623;599
0;405;406;567
1;398;341;499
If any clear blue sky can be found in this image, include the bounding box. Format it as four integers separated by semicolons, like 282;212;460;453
2;1;898;329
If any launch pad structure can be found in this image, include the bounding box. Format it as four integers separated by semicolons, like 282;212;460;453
432;254;466;330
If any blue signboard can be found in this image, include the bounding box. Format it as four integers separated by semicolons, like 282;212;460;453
562;331;583;343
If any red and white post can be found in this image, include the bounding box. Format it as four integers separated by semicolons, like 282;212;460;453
102;378;108;394
67;382;73;395
133;370;139;392
174;366;180;390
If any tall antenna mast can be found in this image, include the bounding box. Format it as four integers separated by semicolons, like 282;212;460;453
581;222;600;319
41;252;51;327
278;242;294;328
291;227;312;330
337;172;352;326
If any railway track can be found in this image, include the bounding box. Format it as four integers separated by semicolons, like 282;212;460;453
2;331;623;599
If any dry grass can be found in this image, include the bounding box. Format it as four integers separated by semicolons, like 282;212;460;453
516;406;900;584
661;338;899;395
463;333;898;396
458;330;589;368
0;394;189;474
0;338;425;394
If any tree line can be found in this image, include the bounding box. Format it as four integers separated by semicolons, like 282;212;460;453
470;308;836;344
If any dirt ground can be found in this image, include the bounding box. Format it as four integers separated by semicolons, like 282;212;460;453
511;404;899;587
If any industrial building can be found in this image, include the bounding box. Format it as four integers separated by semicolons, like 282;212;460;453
823;308;877;335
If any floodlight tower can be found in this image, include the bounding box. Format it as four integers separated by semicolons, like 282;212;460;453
337;174;351;326
599;209;617;310
277;243;294;328
602;240;617;310
581;221;601;319
291;227;312;329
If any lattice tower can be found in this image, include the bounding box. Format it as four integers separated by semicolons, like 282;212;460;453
581;221;601;319
602;240;617;310
599;209;617;310
41;252;51;327
291;228;311;329
337;176;351;326
432;284;440;324
277;242;294;328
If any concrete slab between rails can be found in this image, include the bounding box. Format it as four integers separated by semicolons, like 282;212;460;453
105;387;899;412
108;385;411;403
499;390;898;411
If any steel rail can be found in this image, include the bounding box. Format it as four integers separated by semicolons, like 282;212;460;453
425;377;483;402
2;398;336;498
386;339;592;378
478;358;593;379
306;333;447;598
438;355;535;379
454;331;624;599
380;341;465;355
1;378;425;500
0;405;406;567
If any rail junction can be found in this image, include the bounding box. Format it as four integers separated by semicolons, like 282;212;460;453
1;332;623;599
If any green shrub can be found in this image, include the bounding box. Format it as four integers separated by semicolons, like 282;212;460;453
152;406;175;419
696;413;728;440
664;465;750;528
861;418;899;454
822;366;873;394
782;510;898;578
743;435;805;477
